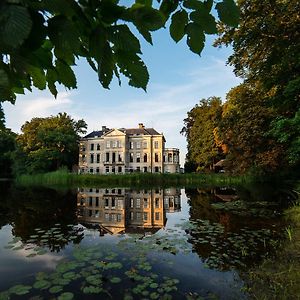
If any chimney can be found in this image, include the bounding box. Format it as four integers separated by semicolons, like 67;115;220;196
102;125;107;132
138;123;145;129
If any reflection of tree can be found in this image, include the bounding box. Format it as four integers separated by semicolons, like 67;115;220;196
0;182;83;251
185;186;285;271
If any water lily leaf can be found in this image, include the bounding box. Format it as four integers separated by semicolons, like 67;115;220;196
110;277;121;284
58;292;74;300
49;285;63;294
33;280;51;290
9;284;31;295
26;253;37;258
37;249;47;255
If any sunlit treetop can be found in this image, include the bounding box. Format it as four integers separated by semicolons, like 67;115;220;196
0;0;240;104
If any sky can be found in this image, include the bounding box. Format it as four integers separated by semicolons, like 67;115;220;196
3;27;241;167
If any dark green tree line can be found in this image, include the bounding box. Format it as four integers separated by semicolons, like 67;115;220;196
13;113;87;175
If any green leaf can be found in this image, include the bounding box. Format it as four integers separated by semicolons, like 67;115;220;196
116;51;149;90
0;4;32;48
170;10;188;43
183;0;203;10
98;43;114;89
190;10;217;34
28;66;46;90
109;25;141;54
130;5;165;31
160;0;179;18
186;23;205;54
46;69;58;97
216;0;240;27
56;60;77;89
136;0;153;6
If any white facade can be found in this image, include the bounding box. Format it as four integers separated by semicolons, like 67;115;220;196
78;124;180;174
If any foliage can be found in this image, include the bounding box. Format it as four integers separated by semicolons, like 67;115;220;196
0;0;239;108
0;127;16;177
219;83;285;174
215;0;300;172
181;97;224;172
13;113;87;174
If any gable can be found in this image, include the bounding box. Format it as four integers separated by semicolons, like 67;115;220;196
103;128;126;137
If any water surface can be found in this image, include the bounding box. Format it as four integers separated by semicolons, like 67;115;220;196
0;182;291;299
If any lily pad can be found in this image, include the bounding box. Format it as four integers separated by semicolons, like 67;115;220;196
33;280;51;290
58;292;74;300
49;286;63;294
9;284;31;295
110;277;121;284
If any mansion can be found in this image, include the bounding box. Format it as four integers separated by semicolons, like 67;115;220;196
78;123;180;174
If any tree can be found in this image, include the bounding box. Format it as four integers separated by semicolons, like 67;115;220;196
181;97;223;172
0;128;16;177
215;0;300;169
0;0;239;112
219;83;284;174
13;113;87;174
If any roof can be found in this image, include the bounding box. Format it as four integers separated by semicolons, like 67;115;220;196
83;130;105;138
119;128;161;136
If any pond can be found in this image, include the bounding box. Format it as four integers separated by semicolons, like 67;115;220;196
0;182;294;300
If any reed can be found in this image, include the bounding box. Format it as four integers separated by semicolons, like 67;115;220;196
16;170;255;188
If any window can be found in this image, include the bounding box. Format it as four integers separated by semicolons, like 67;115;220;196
155;166;159;173
112;140;117;148
143;166;147;173
136;142;141;149
154;141;159;149
118;153;122;162
89;197;93;206
130;211;134;220
106;152;110;162
136;166;140;172
90;168;94;174
143;153;147;162
155;198;160;208
155;153;159;162
106;141;110;148
111;198;116;208
105;198;109;207
90;143;94;151
105;213;109;221
130;198;134;208
130;153;134;163
96;167;99;174
90;154;94;163
117;214;122;222
112;166;115;173
97;144;100;151
118;189;122;194
89;210;93;217
130;142;134;149
155;212;160;220
143;141;147;149
118;166;122;173
96;154;100;163
143;198;148;208
136;212;141;220
106;166;109;173
118;199;123;208
82;154;86;162
136;153;141;163
95;197;99;206
136;198;141;208
95;210;99;218
168;153;172;163
117;141;121;148
143;212;148;221
112;152;116;163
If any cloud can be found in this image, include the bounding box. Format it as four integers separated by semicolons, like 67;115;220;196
3;91;75;132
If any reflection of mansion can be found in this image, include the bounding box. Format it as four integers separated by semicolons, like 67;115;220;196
77;188;181;235
78;123;180;174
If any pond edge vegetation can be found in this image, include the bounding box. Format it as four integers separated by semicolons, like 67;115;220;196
15;169;257;188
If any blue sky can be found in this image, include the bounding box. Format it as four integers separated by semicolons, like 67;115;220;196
3;28;240;166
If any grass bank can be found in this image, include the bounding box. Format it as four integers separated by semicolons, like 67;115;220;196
246;193;300;299
16;169;254;188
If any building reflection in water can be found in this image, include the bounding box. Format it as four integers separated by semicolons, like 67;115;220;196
77;188;181;235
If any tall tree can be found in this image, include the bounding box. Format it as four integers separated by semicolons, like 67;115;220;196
181;97;223;172
13;113;87;174
0;128;16;177
215;0;300;169
219;83;284;174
